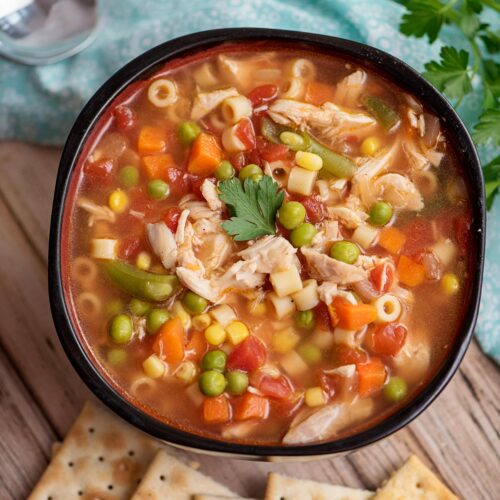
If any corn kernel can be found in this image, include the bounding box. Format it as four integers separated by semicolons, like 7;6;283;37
248;300;267;316
136;251;151;270
226;321;250;345
108;189;129;213
441;273;460;295
295;151;323;171
142;354;165;379
360;136;381;157
305;386;326;407
204;323;227;345
172;301;191;329
192;313;211;331
175;361;198;384
272;327;300;354
280;131;305;149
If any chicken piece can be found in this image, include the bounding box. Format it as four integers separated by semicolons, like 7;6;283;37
283;398;374;444
327;206;368;229
176;267;222;303
311;220;341;252
403;140;430;171
146;222;177;271
373;173;424;211
317;281;338;304
393;332;431;384
216;260;266;294
77;197;116;226
197;232;233;272
333;70;367;107
200;179;222;211
301;247;367;284
179;194;222;221
357;254;390;271
190;87;239;121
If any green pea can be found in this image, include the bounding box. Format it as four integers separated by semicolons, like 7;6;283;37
295;310;315;330
239;164;263;182
330;241;360;264
129;298;151;316
369;201;393;226
298;343;322;365
384;376;408;403
146;308;170;335
198;370;227;397
226;371;249;395
290;222;317;248
201;350;227;372
279;201;306;230
215;160;235;180
147;180;170;200
109;314;133;344
107;348;127;365
178;121;201;145
118;165;139;188
182;291;208;314
106;298;124;316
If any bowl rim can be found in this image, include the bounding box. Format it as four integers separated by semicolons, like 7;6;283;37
48;27;486;457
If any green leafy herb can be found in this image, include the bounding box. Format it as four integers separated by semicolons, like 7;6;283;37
396;0;500;207
218;176;285;241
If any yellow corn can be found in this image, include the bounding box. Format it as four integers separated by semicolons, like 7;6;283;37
172;301;191;329
192;313;211;331
295;151;323;171
248;300;267;316
279;131;305;149
204;323;227;345
305;386;326;407
441;273;460;295
136;251;151;270
108;189;129;213
272;328;300;354
142;354;165;379
360;136;381;157
226;321;250;345
175;361;198;384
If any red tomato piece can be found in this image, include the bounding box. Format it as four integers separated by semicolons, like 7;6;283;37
227;336;267;373
165;167;189;196
258;375;293;400
162;207;182;233
257;139;290;162
367;323;407;356
247;84;279;107
370;263;395;293
314;302;332;331
113;105;137;133
271;395;303;418
84;158;115;182
344;135;359;144
235;118;256;150
229;152;246;170
333;345;369;366
119;236;145;260
319;371;343;398
189;175;215;199
301;195;327;223
245;148;261;167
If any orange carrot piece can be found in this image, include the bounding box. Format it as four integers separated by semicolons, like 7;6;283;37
304;81;336;106
332;297;377;331
357;358;387;397
152;317;184;364
186;330;208;362
187;132;223;176
141;153;173;180
138;125;167;154
397;255;426;287
202;396;231;424
378;227;407;254
234;393;269;421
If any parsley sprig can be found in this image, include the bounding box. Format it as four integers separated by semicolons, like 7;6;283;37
397;0;500;207
218;176;285;241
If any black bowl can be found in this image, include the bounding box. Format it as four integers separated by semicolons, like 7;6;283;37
48;28;486;459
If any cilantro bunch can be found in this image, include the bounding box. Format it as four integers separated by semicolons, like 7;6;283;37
396;0;500;207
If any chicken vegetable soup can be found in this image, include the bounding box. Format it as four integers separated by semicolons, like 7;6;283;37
64;43;473;445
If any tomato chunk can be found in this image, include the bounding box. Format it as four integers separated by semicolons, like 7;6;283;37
333;345;369;366
113;105;137;133
234;118;256;150
314;302;332;331
257;139;290;162
165;167;189;196
162;207;182;233
247;84;278;107
367;323;407;356
301;195;327;223
84;158;115;182
370;263;395;293
227;336;266;373
258;375;293;399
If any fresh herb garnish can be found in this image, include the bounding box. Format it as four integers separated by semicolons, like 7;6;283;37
218;176;285;241
396;0;500;206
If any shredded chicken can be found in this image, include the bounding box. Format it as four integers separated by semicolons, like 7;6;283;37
190;87;238;120
403;141;431;171
333;70;367;107
373;173;424;211
200;179;222;211
393;332;431;384
311;220;341;251
77;197;116;226
238;236;299;273
327;205;367;229
146;222;177;271
317;281;338;304
179;194;222;221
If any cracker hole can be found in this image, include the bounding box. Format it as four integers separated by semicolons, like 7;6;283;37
416;482;422;489
108;485;114;491
136;478;141;484
88;427;95;434
68;461;74;467
98;456;104;462
128;450;135;457
160;475;166;481
78;491;83;496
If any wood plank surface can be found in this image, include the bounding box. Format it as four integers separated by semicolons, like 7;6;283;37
0;141;498;499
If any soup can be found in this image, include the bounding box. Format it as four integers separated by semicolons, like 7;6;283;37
63;43;472;445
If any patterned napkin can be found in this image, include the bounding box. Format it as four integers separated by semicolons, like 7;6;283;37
0;0;497;361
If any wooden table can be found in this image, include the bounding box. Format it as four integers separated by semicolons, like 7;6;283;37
0;141;498;499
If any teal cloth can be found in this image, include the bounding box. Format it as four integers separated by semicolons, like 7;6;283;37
1;0;498;361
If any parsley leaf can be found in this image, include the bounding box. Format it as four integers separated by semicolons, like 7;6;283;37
483;59;500;109
218;176;285;241
483;156;500;208
400;0;448;43
423;47;472;100
480;29;500;54
473;109;500;146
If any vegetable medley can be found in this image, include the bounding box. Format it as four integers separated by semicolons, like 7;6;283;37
65;44;473;444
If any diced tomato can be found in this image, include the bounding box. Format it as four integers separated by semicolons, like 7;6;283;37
234;118;256;150
257;137;290;162
333;345;369;366
271;394;303;418
319;371;343;398
344;135;359;144
247;84;278;107
314;302;332;331
370;263;395;293
165;167;189;196
227;336;266;373
258;375;293;400
402;218;434;254
245;148;261;166
189;175;208;200
367;323;407;356
119;236;146;260
301;195;327;223
113;105;137;133
229;152;246;170
83;158;115;183
162;207;182;233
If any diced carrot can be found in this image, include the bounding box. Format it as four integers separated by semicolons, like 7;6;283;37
357;358;387;397
233;393;269;421
331;297;377;331
378;227;407;254
304;81;336;106
152;317;184;364
186;330;208;362
202;396;231;424
138;125;167;154
187;132;223;176
397;255;426;287
141;153;173;180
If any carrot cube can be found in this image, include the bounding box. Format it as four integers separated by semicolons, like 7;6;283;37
378;227;407;254
331;297;377;331
141;153;173;180
187;133;223;176
152;317;185;365
304;81;336;106
234;393;269;421
357;358;386;397
138;125;167;154
397;255;426;287
202;396;231;424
